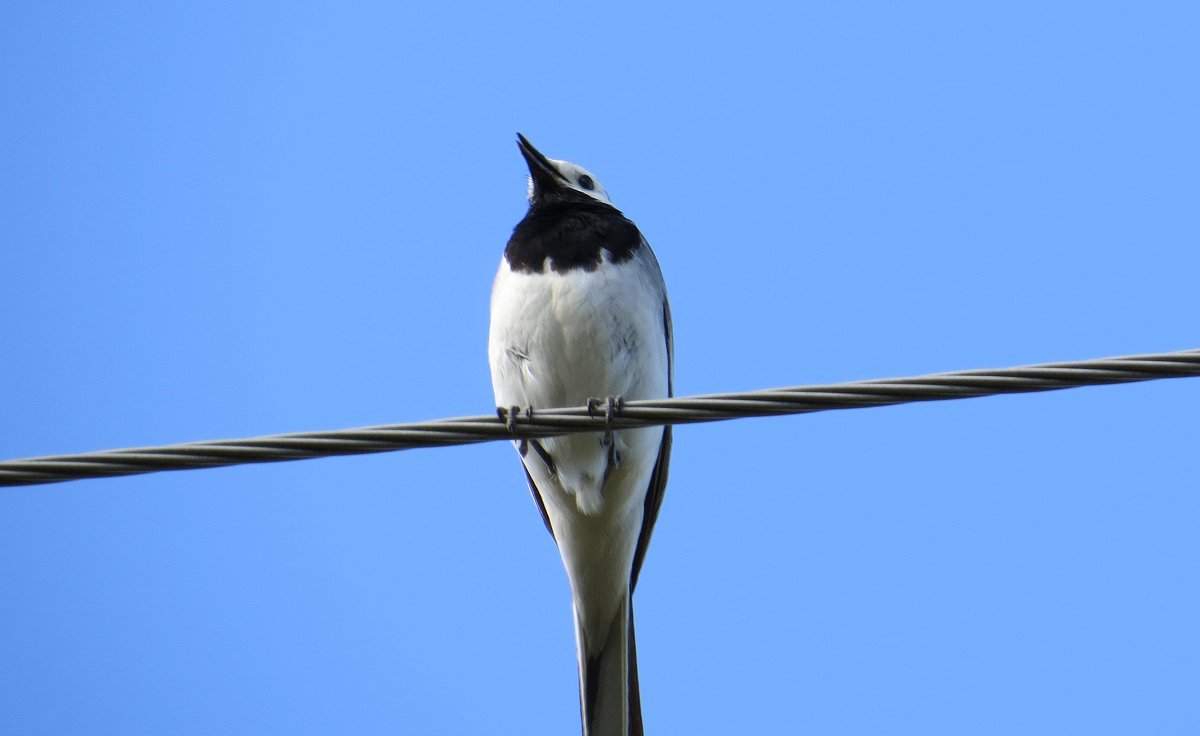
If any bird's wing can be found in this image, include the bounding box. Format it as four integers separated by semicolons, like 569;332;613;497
631;426;670;590
631;296;674;590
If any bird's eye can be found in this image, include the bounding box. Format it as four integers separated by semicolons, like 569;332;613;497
578;174;595;191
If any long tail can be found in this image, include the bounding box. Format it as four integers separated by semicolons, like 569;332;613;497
576;593;642;736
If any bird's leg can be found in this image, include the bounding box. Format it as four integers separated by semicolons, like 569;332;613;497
588;395;625;468
520;406;537;457
497;405;531;456
529;439;558;477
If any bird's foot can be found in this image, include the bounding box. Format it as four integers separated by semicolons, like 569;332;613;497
587;395;625;451
497;405;533;456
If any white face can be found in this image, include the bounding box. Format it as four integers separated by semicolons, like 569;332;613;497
528;158;613;204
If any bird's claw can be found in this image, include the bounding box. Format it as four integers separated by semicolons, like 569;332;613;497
588;395;624;449
497;405;519;433
498;405;534;456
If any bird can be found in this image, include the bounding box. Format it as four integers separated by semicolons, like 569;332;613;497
488;134;673;736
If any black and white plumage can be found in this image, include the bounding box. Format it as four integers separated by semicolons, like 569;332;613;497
489;134;672;736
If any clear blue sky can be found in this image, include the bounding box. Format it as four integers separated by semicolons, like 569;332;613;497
1;3;1197;734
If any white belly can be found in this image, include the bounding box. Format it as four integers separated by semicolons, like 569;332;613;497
488;252;669;516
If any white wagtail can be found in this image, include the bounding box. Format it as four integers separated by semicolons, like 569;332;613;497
489;134;673;736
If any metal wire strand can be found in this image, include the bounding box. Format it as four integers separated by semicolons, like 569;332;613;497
2;348;1197;487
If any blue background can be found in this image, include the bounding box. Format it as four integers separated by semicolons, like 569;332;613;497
2;3;1197;734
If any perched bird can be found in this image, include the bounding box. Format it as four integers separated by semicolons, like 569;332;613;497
489;134;673;736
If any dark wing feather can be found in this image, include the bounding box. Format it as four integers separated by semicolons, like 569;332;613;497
630;426;670;590
521;465;555;538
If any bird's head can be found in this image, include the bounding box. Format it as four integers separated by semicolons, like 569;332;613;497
517;133;612;206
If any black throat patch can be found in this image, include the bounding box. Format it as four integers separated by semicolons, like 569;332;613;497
505;197;643;274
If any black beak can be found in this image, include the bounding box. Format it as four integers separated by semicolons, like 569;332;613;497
517;133;567;196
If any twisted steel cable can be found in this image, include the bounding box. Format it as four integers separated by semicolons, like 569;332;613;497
2;348;1197;487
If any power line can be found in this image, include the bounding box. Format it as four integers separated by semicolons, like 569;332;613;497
2;348;1197;488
